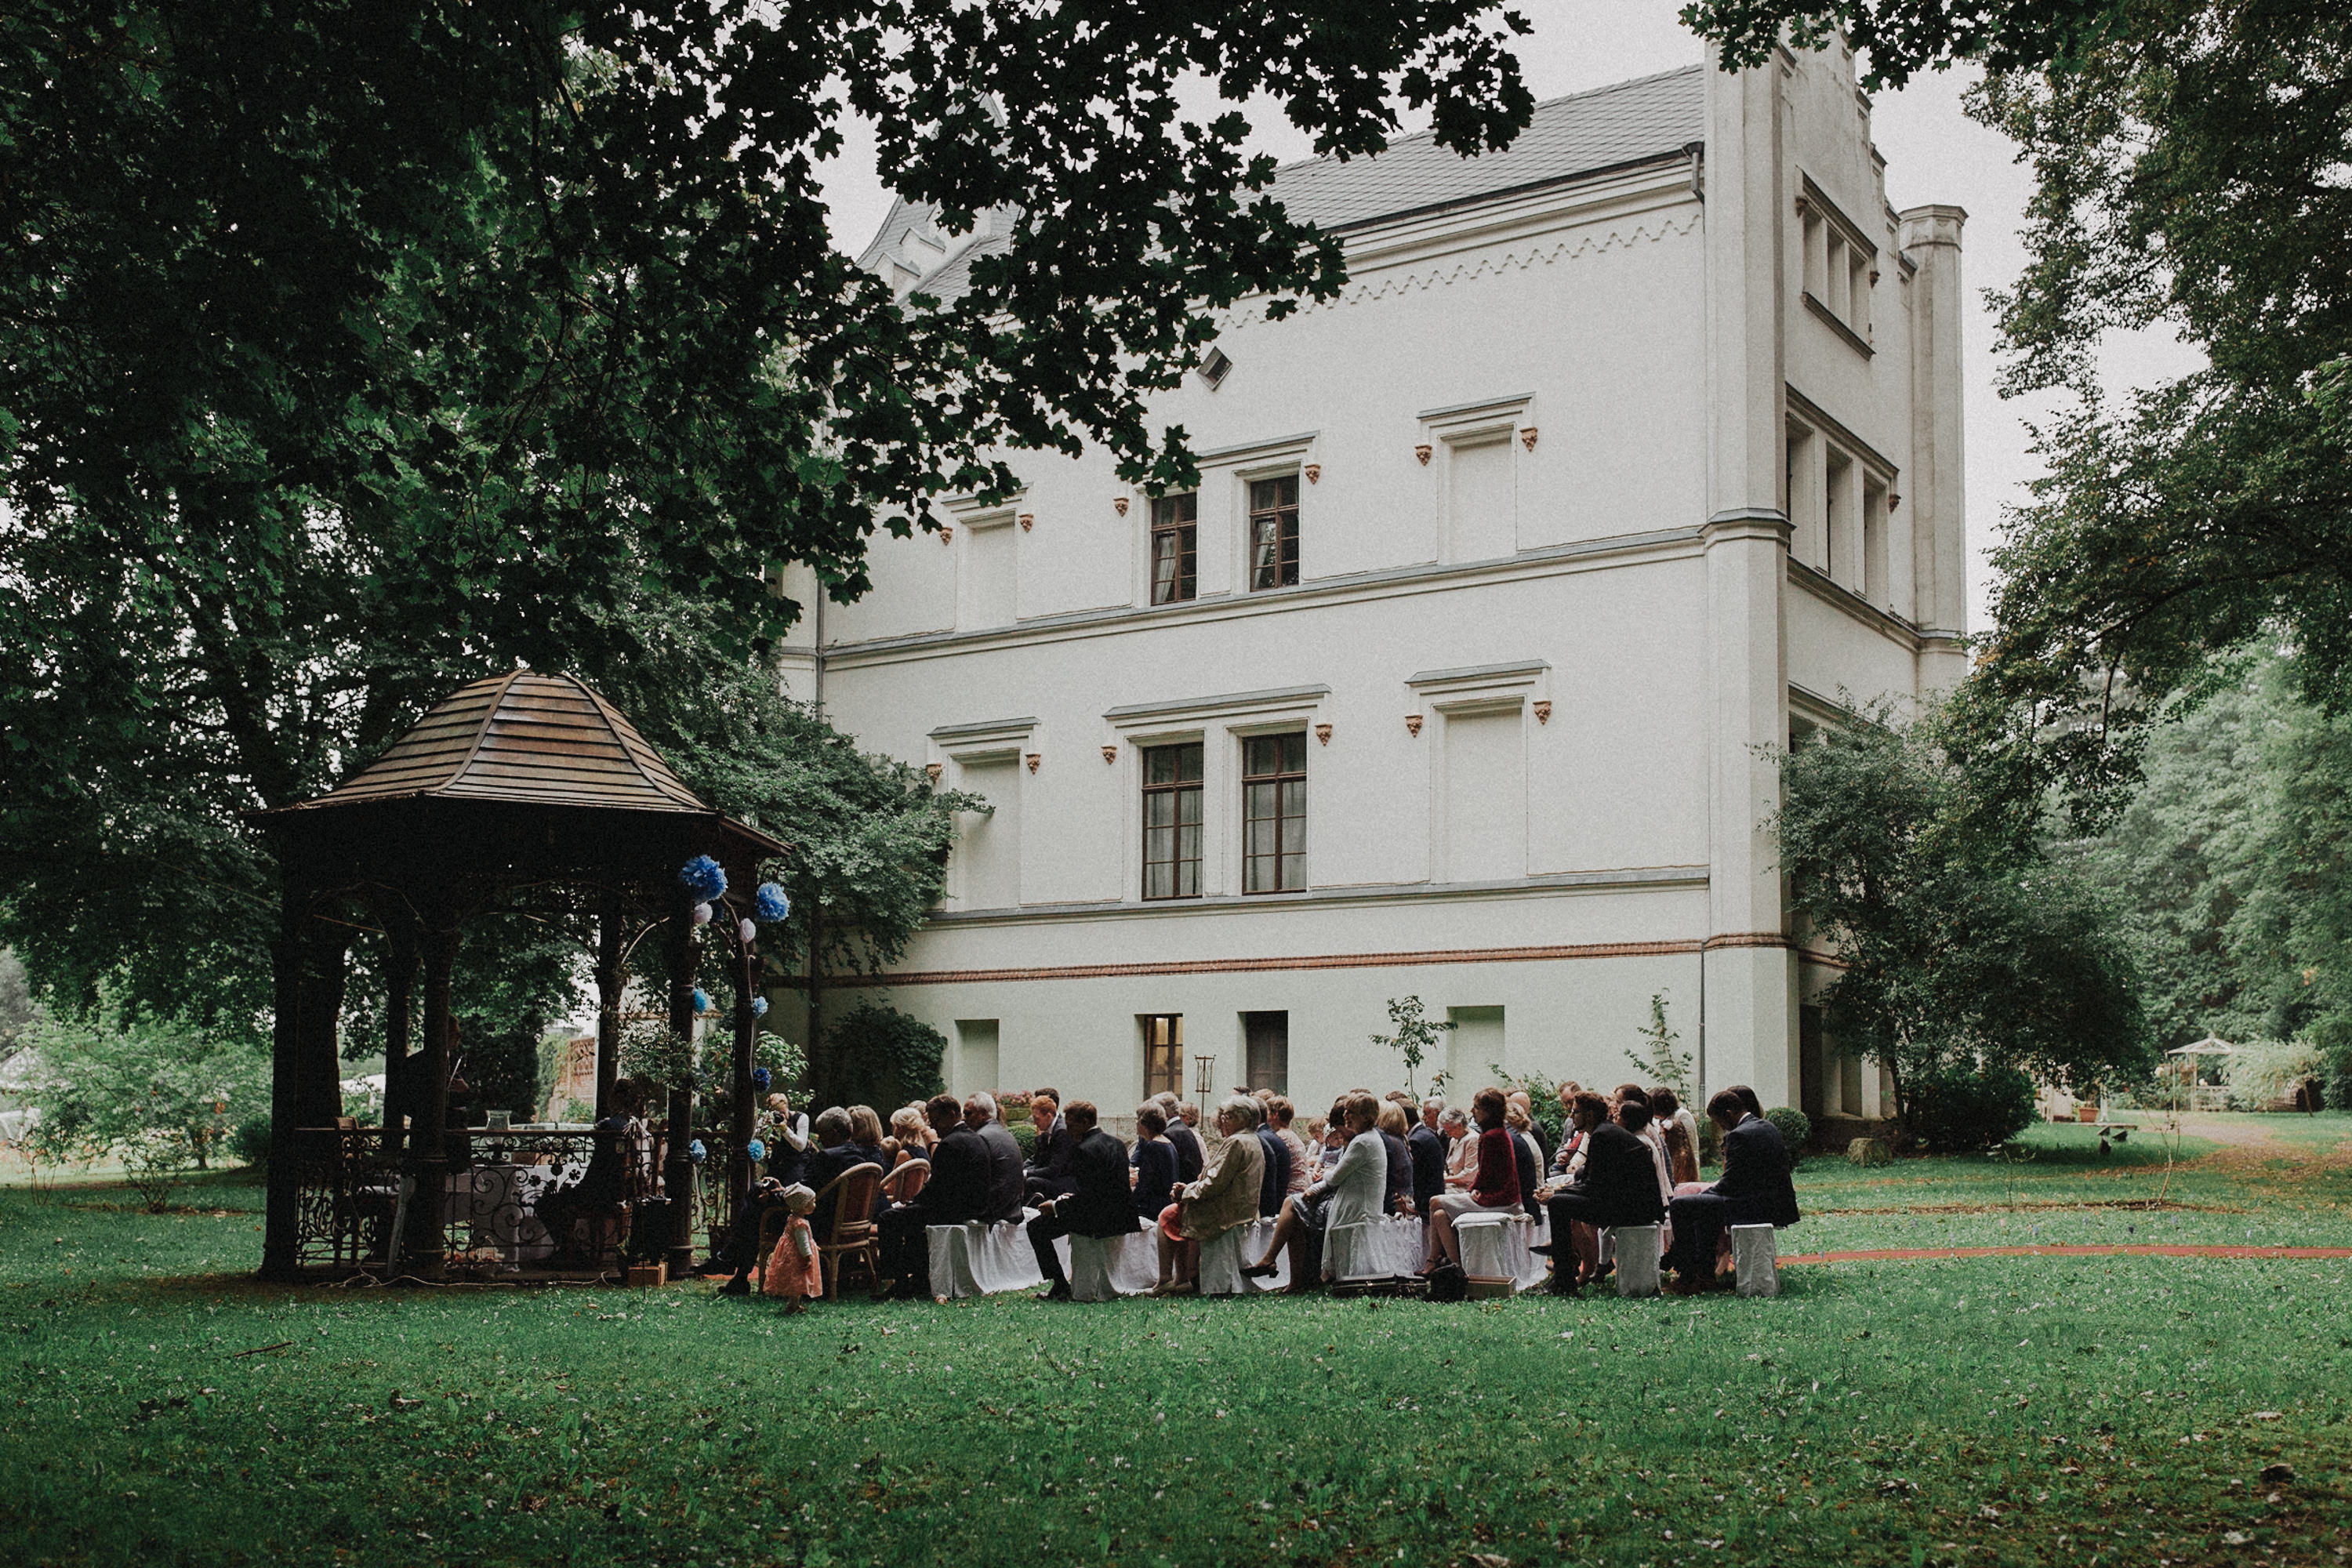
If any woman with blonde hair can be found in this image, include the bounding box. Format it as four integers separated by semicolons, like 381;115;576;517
1153;1095;1267;1295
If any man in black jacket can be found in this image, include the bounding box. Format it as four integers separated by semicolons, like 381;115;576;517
877;1094;990;1298
1537;1093;1666;1294
1665;1086;1800;1293
1023;1094;1077;1204
1025;1102;1139;1300
1407;1098;1449;1229
1254;1114;1292;1218
969;1092;1029;1223
1160;1094;1206;1185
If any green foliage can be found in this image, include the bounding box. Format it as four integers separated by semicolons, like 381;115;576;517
0;947;31;1058
2219;1040;2328;1110
1623;991;1696;1104
1951;2;2352;821
817;1004;944;1114
1370;995;1455;1098
230;1116;272;1171
1764;1105;1813;1165
1481;1067;1566;1147
1685;0;2125;87
1905;1064;2038;1153
1010;1118;1039;1158
18;1004;268;1209
0;0;1533;1034
1777;701;2151;1124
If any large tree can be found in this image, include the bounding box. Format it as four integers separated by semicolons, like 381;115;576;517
0;2;1534;1024
1776;703;2151;1123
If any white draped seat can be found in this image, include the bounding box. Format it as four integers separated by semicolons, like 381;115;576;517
1607;1222;1664;1297
1733;1223;1780;1298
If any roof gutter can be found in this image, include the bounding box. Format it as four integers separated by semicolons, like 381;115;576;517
1321;146;1700;237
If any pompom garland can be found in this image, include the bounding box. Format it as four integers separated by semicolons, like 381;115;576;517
739;918;757;944
679;855;728;902
688;1138;707;1164
751;996;769;1018
692;902;713;926
754;883;791;922
752;1066;771;1092
691;988;710;1014
746;1139;767;1163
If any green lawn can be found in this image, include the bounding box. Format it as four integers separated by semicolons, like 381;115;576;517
3;1123;2348;1568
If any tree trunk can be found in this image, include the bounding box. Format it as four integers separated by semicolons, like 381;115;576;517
662;897;698;1276
260;880;307;1282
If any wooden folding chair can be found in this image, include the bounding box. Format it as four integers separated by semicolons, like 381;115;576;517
880;1156;930;1204
812;1163;884;1298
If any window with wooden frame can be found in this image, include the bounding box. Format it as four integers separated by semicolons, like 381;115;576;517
1247;474;1299;591
1142;742;1204;899
1149;492;1197;605
1142;1014;1185;1098
1241;731;1307;893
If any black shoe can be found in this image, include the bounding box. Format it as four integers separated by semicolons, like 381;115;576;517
1239;1261;1279;1279
1036;1282;1073;1302
1528;1243;1556;1257
718;1274;751;1295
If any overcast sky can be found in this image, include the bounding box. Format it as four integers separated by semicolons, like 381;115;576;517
810;0;2194;633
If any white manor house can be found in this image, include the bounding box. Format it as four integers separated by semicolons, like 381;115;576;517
778;44;1967;1132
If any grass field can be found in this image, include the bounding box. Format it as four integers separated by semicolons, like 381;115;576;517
3;1118;2348;1567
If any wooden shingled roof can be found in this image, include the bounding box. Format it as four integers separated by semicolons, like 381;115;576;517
275;671;713;817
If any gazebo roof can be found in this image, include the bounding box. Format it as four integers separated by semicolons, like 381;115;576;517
253;670;785;877
276;670;712;816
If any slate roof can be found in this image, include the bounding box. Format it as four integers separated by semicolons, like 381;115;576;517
269;671;713;817
868;64;1705;302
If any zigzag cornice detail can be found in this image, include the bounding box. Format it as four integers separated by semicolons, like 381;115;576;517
1216;209;1704;331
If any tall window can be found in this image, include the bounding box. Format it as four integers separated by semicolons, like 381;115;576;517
1142;742;1204;899
1143;1014;1185;1098
1243;1011;1289;1094
1248;474;1299;590
1242;732;1307;892
1150;493;1197;605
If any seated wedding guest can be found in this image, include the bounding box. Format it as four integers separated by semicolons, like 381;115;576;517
1375;1101;1414;1216
1442;1105;1475;1185
889;1106;931;1165
1243;1091;1382;1291
1534;1092;1664;1294
1733;1084;1766;1120
802;1106;864;1205
1301;1115;1330;1172
848;1105;893;1218
1160;1093;1207;1185
539;1078;649;1265
1506;1090;1554;1167
1269;1097;1311;1196
1024;1094;1077;1204
1423;1087;1521;1271
1650;1087;1700;1185
1407;1098;1449;1227
1153;1095;1267;1295
1178;1101;1202;1131
1664;1087;1799;1294
1131;1104;1178;1221
1025;1102;1138;1301
1255;1106;1292;1218
876;1094;991;1299
967;1093;1028;1224
1504;1102;1545;1218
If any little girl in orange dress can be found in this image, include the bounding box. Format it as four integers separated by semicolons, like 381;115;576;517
760;1184;822;1312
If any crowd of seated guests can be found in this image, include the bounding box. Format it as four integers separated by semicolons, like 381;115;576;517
729;1073;1798;1304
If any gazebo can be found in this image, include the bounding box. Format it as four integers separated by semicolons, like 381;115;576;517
249;670;786;1280
2166;1034;2238;1115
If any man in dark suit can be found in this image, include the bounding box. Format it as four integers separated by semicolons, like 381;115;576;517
877;1095;990;1298
1023;1094;1077;1204
1379;1116;1413;1215
1160;1093;1206;1185
1537;1093;1666;1294
1407;1098;1449;1229
1026;1102;1139;1300
1254;1113;1292;1218
969;1092;1028;1222
1665;1086;1800;1294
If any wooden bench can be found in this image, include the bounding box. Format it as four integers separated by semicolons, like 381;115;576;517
2094;1121;2138;1150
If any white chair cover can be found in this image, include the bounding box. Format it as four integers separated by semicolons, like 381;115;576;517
1733;1223;1780;1298
1066;1232;1118;1302
1609;1223;1663;1297
1323;1221;1385;1281
1456;1213;1513;1280
926;1218;1046;1299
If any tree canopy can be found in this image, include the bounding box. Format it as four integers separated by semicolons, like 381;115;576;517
1684;0;2128;85
1777;704;2150;1121
0;1;1536;1025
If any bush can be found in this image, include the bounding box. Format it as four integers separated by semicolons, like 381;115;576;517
1009;1118;1037;1156
1764;1105;1811;1167
2220;1039;2327;1109
1905;1065;2037;1152
231;1115;273;1170
822;1003;945;1112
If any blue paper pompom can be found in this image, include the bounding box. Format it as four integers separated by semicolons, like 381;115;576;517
688;1138;707;1164
751;996;769;1018
746;1138;767;1163
754;882;791;923
691;988;710;1014
679;855;728;902
752;1066;771;1092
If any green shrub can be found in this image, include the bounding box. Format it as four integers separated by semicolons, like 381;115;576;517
823;1003;946;1112
1906;1065;2037;1152
231;1115;272;1170
1010;1118;1037;1156
1764;1105;1811;1167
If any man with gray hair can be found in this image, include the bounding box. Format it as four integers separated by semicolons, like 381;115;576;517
967;1093;1026;1222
